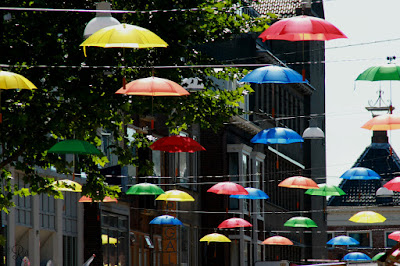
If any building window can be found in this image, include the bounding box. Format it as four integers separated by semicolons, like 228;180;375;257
385;231;398;247
63;235;77;266
63;192;78;235
40;193;55;230
348;232;371;248
15;174;31;227
228;152;239;210
152;150;162;181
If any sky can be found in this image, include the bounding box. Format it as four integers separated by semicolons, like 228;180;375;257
324;0;400;185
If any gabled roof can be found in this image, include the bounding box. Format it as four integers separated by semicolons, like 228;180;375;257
328;142;400;206
251;0;303;17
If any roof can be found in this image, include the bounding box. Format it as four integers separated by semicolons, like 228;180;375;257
328;142;400;206
251;0;303;17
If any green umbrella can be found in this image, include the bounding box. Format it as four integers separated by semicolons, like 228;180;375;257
126;183;165;195
48;139;101;155
305;184;346;196
356;64;400;81
284;217;318;228
372;252;386;261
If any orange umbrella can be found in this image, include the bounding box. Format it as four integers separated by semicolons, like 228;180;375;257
79;196;118;203
262;236;293;245
278;176;319;189
361;114;400;131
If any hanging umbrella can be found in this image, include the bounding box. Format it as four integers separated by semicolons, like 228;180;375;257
150;135;205;153
327;235;360;246
0;70;37;90
52;179;82;192
361;114;400;131
284;217;317;228
278;176;319;189
258;15;347;42
356;64;400;81
384;177;400;191
155;189;194;202
240;65;308;84
388;231;400;241
349;211;386;223
199;233;231;244
207;182;248;195
229;187;269;199
217;218;252;229
48;139;101;155
262;236;293;245
340;167;381;180
115;76;190;96
80;23;168;56
126;182;164;195
342;252;371;261
149;215;183;225
79;195;118;203
305;184;346;196
372;252;386;261
251;127;304;144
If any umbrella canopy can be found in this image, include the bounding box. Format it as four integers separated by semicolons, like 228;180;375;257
217;218;252;229
79;196;118;203
155;189;194;202
115;76;190;96
52;179;82;192
207;182;248;195
278;176;319;189
305;184;346;196
349;211;386;223
342;252;371;261
327;235;360;246
240;65;308;84
251;127;304;144
340;167;381;180
258;15;347;42
361;114;400;131
48;139;101;155
0;70;37;90
262;236;293;245
284;217;317;228
149;215;183;225
80;23;168;56
372;252;386;261
199;233;231;244
388;231;400;241
126;183;164;195
150;135;205;153
384;176;400;191
356;64;400;81
230;187;269;199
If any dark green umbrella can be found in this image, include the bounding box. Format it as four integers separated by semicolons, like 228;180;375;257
48;139;101;155
284;217;317;228
356;64;400;81
372;252;386;261
305;184;346;196
126;183;165;195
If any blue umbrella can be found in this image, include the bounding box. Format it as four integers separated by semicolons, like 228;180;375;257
251;127;304;144
327;235;359;245
240;65;309;84
340;167;381;180
342;252;371;261
149;215;183;225
230;187;269;199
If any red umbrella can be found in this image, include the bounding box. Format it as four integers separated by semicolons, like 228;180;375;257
207;182;248;195
115;76;190;96
262;236;293;245
384;176;400;191
258;15;347;42
278;176;319;189
150;135;206;153
217;218;252;228
388;231;400;242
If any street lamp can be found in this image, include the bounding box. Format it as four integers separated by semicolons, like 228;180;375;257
83;1;120;39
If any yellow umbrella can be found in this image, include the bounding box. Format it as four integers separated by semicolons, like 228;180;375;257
101;234;118;245
51;179;82;192
349;211;386;223
155;189;194;202
80;23;168;56
200;233;231;244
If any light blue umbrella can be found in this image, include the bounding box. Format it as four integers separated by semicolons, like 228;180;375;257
340;167;381;180
240;65;309;84
327;235;359;245
149;215;183;225
342;252;371;261
230;187;269;199
251;127;304;144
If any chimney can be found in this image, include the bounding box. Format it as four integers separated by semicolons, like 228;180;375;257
372;130;388;143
